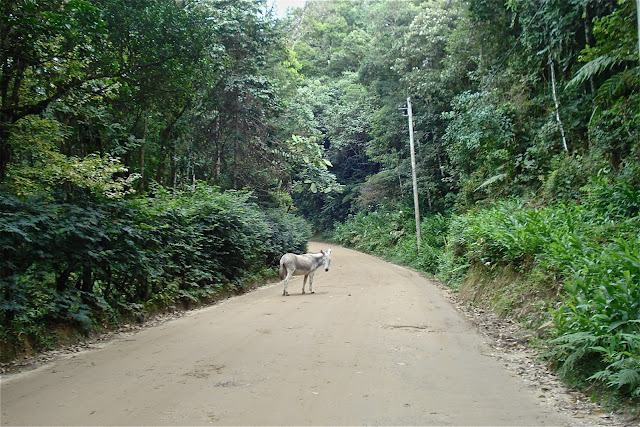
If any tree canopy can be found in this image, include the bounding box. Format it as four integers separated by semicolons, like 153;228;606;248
3;0;636;213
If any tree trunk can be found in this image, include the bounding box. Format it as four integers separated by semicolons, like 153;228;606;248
56;267;72;293
169;136;177;188
156;105;188;186
81;264;93;294
583;6;596;95
156;147;168;185
0;125;11;180
550;60;569;152
139;111;147;192
233;136;238;189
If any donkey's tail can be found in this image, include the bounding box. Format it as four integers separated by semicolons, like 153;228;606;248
279;263;286;280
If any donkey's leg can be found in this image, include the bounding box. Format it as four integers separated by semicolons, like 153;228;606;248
283;269;292;296
308;271;316;294
302;274;308;294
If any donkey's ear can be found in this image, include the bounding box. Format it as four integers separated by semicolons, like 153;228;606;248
321;249;325;255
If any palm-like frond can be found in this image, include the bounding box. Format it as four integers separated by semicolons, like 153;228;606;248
475;173;507;192
595;67;640;104
567;55;622;88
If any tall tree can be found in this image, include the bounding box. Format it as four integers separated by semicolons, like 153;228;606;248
185;0;283;194
1;0;109;178
1;0;215;190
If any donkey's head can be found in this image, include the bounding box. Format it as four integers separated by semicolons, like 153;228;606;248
321;248;332;272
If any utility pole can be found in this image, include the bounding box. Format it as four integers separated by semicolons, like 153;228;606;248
406;97;421;253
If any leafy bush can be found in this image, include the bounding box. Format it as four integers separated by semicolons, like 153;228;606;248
543;155;602;201
330;208;448;275
331;208;403;253
443;199;594;267
550;236;640;398
262;209;312;266
581;163;640;221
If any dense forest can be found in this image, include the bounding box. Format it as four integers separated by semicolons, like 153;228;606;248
1;0;638;406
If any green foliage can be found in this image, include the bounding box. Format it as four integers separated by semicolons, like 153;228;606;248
542;155;603;201
9;151;139;200
291;0;640;407
571;0;638;107
355;170;402;209
442;91;516;206
262;209;313;265
1;0;292;198
581;164;640;221
287;134;343;195
331;208;406;254
450;199;601;266
550;235;640;398
329;207;448;275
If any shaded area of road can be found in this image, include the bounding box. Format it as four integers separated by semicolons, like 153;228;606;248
2;243;575;425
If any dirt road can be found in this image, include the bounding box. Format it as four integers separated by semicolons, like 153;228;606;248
1;243;590;425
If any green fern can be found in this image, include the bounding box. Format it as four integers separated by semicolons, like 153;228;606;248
595;67;640;105
550;332;598;365
567;55;622;87
590;359;640;395
609;368;640;390
474;173;507;192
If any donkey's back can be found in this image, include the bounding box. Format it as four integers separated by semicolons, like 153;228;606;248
279;253;315;278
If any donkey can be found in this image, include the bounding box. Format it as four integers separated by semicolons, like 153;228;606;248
279;248;332;296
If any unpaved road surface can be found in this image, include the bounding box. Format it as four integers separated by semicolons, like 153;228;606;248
0;243;608;425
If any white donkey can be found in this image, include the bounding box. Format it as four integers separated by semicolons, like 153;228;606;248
279;248;332;296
